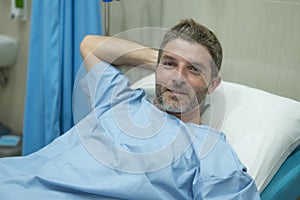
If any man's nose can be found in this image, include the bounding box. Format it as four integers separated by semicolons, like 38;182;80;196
172;65;186;85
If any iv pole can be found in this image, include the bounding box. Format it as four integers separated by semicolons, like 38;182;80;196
102;0;112;36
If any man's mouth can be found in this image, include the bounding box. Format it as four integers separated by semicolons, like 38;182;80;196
166;89;189;97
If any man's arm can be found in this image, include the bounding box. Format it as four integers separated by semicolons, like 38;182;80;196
80;35;158;71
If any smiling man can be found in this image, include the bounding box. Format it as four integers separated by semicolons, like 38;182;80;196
78;19;260;199
81;20;222;125
154;39;220;124
0;19;260;199
153;21;222;126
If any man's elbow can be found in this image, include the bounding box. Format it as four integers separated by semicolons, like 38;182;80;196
80;35;94;59
80;35;107;57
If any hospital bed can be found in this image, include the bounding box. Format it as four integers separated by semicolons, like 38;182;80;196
99;0;300;197
130;72;300;200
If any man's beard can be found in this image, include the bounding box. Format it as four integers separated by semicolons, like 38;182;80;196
154;83;208;114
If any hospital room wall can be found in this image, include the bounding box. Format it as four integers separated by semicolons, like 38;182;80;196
0;0;299;134
0;1;31;134
108;0;300;102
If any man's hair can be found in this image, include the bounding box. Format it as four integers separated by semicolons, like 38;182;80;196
158;19;223;78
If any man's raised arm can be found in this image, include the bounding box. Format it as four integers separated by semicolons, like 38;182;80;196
80;35;158;71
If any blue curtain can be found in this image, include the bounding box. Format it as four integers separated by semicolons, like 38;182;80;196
22;0;102;155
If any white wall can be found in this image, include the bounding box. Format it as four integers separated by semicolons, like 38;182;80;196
107;0;300;101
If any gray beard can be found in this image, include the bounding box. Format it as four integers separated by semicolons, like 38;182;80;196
154;84;208;114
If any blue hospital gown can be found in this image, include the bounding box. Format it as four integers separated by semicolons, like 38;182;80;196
0;62;260;199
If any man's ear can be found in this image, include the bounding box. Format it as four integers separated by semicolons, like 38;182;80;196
208;75;221;94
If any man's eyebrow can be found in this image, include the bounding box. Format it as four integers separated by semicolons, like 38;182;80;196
190;62;206;68
161;55;176;61
162;54;208;69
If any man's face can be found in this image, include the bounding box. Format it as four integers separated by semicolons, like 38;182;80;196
155;38;213;114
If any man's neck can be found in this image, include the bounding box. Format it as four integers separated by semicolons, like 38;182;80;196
167;107;201;125
153;100;202;125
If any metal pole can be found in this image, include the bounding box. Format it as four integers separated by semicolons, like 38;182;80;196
102;0;112;36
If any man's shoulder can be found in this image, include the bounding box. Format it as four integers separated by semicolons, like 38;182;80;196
189;125;247;178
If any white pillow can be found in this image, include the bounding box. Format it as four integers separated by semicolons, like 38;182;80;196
131;73;300;193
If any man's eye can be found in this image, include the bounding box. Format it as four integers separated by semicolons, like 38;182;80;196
188;66;201;74
163;61;175;67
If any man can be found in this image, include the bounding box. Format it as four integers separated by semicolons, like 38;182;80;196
80;19;222;125
0;19;260;199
